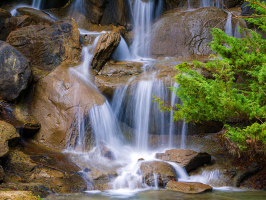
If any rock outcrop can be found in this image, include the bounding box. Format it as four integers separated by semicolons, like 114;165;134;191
0;8;13;41
0;121;20;158
0;41;32;101
156;149;211;172
166;181;213;193
0;165;5;183
7;18;81;79
91;31;121;72
0;191;40;200
140;161;177;187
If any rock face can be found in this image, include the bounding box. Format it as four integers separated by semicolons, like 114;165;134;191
0;165;5;182
0;121;20;158
91;32;121;71
166;181;213;194
140;161;177;187
7;18;81;79
151;7;228;58
156;149;211;172
0;8;12;41
0;41;32;101
17;7;56;25
0;191;39;200
32;64;106;149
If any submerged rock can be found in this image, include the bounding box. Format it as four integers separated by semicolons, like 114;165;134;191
0;41;32;101
91;32;121;72
166;181;213;193
156;149;211;172
0;121;20;158
140;161;177;187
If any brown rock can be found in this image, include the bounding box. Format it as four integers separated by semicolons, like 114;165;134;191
7;18;81;79
16;15;33;28
0;165;5;183
155;149;211;172
32;64;106;149
0;191;39;200
0;121;20;158
94;143;116;160
166;181;213;193
91;31;121;72
140;161;177;187
0;8;11;18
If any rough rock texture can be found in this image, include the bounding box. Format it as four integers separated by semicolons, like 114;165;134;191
32;64;106;149
166;181;213;193
7;18;81;79
0;191;39;200
17;7;56;25
0;165;5;182
91;31;121;71
0;41;32;101
0;121;20;158
151;7;228;58
0;8;12;41
140;161;177;187
156;149;211;172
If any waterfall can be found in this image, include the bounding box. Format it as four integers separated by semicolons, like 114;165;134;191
130;0;163;58
225;12;233;36
200;0;224;8
112;37;131;61
32;0;42;9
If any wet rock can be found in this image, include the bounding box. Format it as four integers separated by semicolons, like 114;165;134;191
16;15;33;28
16;7;56;25
80;34;98;46
99;61;143;76
166;181;212;193
93;180;112;190
0;191;39;200
0;165;5;182
0;121;20;158
155;149;211;172
32;64;106;149
7;150;37;176
140;161;177;187
95;143;116;160
0;8;11;18
0;8;12;40
91;31;121;72
0;41;32;102
7;18;81;79
151;7;228;58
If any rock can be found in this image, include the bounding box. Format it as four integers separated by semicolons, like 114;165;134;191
0;191;39;200
16;7;56;25
151;7;228;58
0;9;14;41
155;149;211;172
0;165;5;183
91;31;121;72
99;61;143;76
80;34;98;46
166;181;212;194
7;150;37;176
0;41;32;101
0;8;11;18
16;15;33;28
32;64;106;149
94;143;116;160
0;121;20;158
140;161;177;187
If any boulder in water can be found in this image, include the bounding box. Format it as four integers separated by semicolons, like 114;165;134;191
0;121;20;158
166;180;213;193
155;149;211;172
140;161;177;187
0;41;32;101
91;31;121;72
95;143;116;160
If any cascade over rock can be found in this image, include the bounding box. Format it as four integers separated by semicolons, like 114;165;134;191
151;7;228;58
91;31;121;72
156;149;211;172
31;64;106;149
166;181;213;193
0;41;32;101
7;18;81;80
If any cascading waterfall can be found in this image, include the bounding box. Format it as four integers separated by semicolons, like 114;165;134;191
111;37;131;61
200;0;224;8
32;0;42;9
225;12;233;36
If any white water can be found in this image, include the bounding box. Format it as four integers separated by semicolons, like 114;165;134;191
112;37;131;61
200;0;224;8
225;12;233;36
32;0;42;9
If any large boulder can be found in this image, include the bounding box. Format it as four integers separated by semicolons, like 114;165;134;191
0;8;12;41
156;149;211;172
16;7;56;25
91;32;121;72
166;181;213;194
0;41;32;101
0;121;20;158
151;7;228;58
0;191;39;200
140;161;177;187
6;18;81;79
31;64;106;149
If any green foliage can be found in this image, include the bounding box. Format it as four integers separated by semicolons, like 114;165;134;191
246;0;266;31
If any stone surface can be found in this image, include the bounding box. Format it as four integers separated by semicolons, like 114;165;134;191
91;31;121;72
0;41;32;101
155;149;211;172
151;7;228;58
140;161;177;187
0;8;15;41
0;121;20;158
17;7;56;25
7;18;81;79
0;165;5;182
0;191;39;200
166;181;213;193
32;64;106;149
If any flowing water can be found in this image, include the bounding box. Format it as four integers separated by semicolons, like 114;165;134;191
32;0;42;9
200;0;224;8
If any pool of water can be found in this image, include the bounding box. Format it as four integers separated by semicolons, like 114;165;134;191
45;189;266;200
